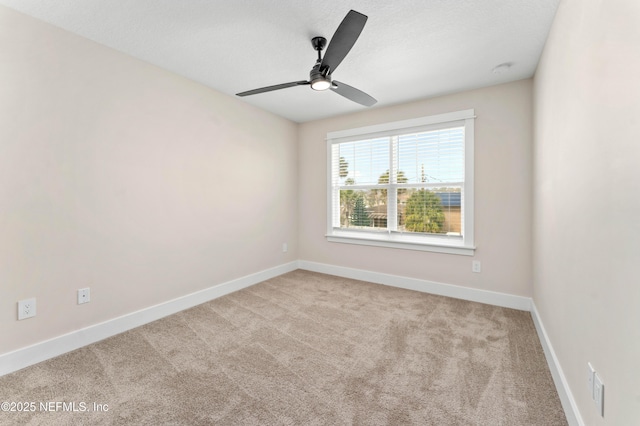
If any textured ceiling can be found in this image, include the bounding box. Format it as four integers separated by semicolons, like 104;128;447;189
0;0;560;123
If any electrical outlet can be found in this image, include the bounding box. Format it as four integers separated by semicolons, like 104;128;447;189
472;260;482;273
18;298;37;320
594;373;604;417
587;362;595;398
78;288;90;304
282;243;288;253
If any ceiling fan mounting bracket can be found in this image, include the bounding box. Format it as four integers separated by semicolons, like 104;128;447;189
311;37;327;51
311;37;327;64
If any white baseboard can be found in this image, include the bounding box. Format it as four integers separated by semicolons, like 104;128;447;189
531;301;584;426
0;261;298;377
298;260;532;311
1;258;581;426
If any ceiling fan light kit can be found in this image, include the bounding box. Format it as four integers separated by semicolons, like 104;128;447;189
236;10;376;107
310;77;331;91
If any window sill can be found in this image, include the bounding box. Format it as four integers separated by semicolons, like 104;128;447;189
326;231;475;256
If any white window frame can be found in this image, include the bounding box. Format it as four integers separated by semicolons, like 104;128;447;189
326;109;475;256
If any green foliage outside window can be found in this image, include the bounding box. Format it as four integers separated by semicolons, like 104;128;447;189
404;189;445;233
351;194;371;227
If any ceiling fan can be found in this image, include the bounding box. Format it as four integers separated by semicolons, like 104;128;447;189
236;10;377;107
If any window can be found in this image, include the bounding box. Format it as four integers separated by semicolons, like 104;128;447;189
326;109;475;255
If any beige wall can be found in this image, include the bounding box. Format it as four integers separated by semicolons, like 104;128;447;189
0;7;298;354
9;5;639;423
298;80;533;297
533;0;640;423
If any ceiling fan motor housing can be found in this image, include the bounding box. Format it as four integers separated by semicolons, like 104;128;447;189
310;63;331;90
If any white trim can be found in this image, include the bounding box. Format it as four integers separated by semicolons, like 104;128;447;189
298;260;530;311
531;302;584;426
326;234;475;256
0;262;298;377
327;109;475;141
462;116;475;247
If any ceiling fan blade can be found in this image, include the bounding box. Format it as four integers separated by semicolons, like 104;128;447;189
331;80;377;107
320;10;367;75
236;81;309;97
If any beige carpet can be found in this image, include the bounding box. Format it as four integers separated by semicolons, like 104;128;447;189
0;270;567;425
